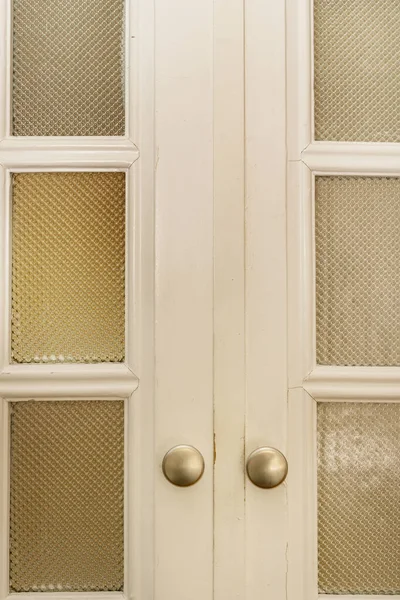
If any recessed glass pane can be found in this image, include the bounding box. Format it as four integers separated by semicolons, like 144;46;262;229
10;400;124;592
318;402;400;595
316;176;400;366
12;172;125;364
12;0;125;136
314;0;400;141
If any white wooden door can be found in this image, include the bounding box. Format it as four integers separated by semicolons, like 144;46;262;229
156;0;289;597
215;0;400;599
1;1;398;600
286;1;400;600
0;1;214;600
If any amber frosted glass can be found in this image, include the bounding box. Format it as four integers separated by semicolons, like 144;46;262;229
316;176;400;366
9;400;124;592
318;402;400;594
314;0;400;141
11;172;125;363
12;0;125;136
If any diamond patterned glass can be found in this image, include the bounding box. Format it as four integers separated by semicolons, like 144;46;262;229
11;172;125;364
318;402;400;594
9;400;124;592
12;0;125;136
314;0;400;141
316;176;400;366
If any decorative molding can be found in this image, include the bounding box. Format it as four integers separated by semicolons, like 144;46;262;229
0;139;139;169
287;162;315;388
302;142;400;175
0;364;138;398
286;0;312;160
304;366;400;401
287;389;317;600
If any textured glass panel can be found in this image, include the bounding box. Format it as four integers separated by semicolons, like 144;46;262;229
316;176;400;366
9;400;124;592
318;402;400;595
12;0;125;136
12;172;125;364
314;0;400;141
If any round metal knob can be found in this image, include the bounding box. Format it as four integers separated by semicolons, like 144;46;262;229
246;447;288;489
162;445;205;487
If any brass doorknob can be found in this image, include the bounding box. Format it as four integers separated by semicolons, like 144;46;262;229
246;447;288;488
162;445;205;487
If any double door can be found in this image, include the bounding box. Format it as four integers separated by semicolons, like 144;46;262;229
0;1;398;600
